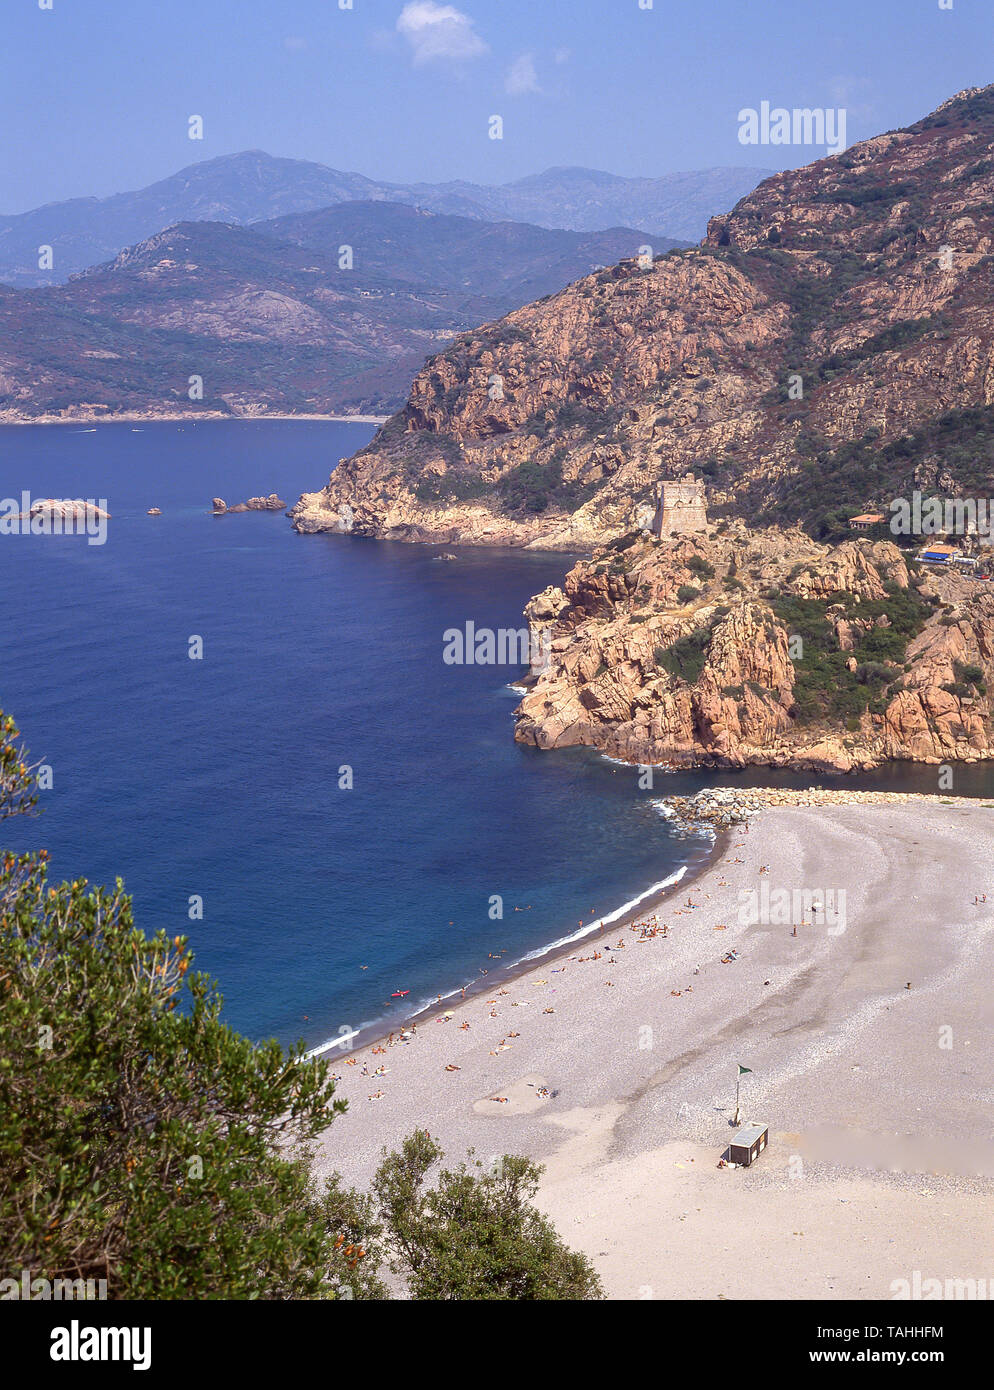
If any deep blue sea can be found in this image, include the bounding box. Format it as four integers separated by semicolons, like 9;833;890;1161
2;420;991;1051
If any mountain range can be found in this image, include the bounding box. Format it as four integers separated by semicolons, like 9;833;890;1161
0;207;678;419
0;153;769;288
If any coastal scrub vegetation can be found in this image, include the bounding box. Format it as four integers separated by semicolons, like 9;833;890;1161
371;1130;602;1300
761;403;994;542
414;469;492;505
0;712;601;1301
655;625;712;683
770;583;931;723
496;456;596;516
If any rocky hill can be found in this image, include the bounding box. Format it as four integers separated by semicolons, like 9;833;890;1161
0;211;675;421
292;86;994;548
255;202;683;304
514;527;994;772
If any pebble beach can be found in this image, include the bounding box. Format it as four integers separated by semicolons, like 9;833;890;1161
312;791;994;1299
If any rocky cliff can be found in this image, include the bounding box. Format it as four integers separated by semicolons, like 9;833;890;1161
293;85;994;546
513;529;994;771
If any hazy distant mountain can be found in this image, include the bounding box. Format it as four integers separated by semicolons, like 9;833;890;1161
0;151;769;287
403;166;775;241
0;154;396;288
0;206;670;420
254;201;681;304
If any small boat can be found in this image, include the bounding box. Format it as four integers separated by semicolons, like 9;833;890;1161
391;990;409;997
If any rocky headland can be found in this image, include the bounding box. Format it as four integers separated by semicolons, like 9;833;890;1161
287;87;994;775
513;526;994;772
291;87;994;550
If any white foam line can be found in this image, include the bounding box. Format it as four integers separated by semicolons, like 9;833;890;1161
303;1022;368;1062
303;863;694;1059
517;865;688;962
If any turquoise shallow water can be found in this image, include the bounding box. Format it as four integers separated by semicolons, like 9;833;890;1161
1;418;990;1051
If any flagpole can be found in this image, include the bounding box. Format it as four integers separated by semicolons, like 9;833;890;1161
733;1068;740;1127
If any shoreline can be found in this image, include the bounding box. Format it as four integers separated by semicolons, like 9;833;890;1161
312;790;994;1299
0;412;390;427
305;829;725;1061
306;785;992;1064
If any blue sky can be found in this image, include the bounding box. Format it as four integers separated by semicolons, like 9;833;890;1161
1;0;992;212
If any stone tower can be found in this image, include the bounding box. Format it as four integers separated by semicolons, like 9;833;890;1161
652;473;708;537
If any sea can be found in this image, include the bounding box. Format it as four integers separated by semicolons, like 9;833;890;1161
1;419;991;1053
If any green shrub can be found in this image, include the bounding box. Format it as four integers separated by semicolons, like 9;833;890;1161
415;471;492;505
656;627;711;684
770;583;928;724
496;458;595;516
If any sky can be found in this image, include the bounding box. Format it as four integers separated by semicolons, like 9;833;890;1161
1;0;993;213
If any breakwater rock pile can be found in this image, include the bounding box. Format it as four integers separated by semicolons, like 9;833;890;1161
661;785;988;834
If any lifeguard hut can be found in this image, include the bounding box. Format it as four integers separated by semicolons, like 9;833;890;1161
727;1124;769;1168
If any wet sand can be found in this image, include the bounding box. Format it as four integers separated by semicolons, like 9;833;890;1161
311;799;994;1300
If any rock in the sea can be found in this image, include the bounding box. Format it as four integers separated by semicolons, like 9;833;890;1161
243;494;287;511
212;494;285;514
24;499;111;522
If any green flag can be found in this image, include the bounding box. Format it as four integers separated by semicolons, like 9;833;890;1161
737;1064;752;1075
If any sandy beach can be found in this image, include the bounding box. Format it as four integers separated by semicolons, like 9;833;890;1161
312;795;994;1300
0;412;389;426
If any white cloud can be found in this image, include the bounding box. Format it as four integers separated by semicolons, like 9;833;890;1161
505;52;541;96
553;47;570;65
396;3;488;66
283;36;307;53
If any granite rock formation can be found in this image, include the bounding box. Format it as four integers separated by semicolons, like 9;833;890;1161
513;528;994;771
